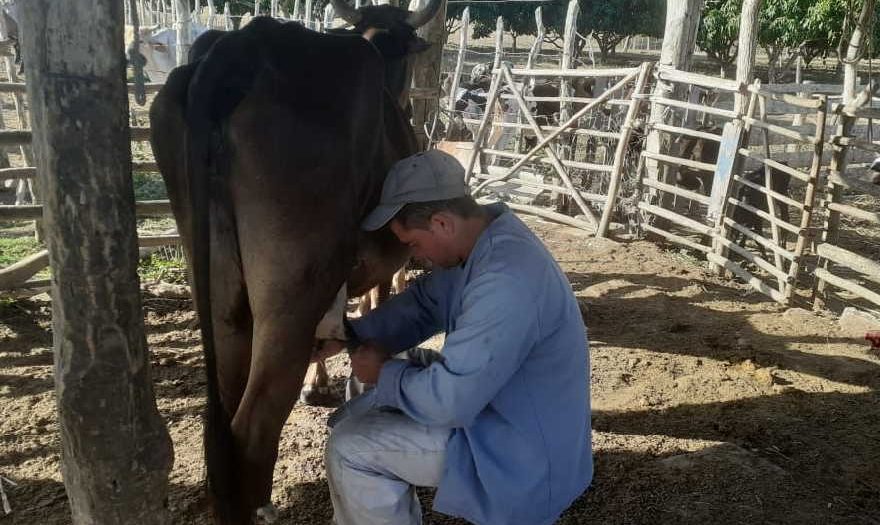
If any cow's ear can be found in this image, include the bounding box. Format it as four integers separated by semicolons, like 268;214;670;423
407;37;431;54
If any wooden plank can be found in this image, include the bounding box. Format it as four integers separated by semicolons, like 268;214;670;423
714;236;790;282
0;82;163;94
651;122;722;142
637;202;714;235
732;173;805;210
643;224;711;253
0;167;37;180
505;67;639;78
461;118;622;140
833;135;880;154
722;217;796;261
707;252;786;303
482;148;613;172
655;65;742;93
708;120;743;221
133;161;159;172
736;148;811;182
746;84;824;109
138;234;182;247
817;243;880;281
743;116;818;145
477;198;596;232
473;171;606;202
0;130;32;146
826;202;880;225
727;196;800;235
641;176;711;204
0;200;173;220
649;96;738;119
642;150;715;172
815;267;880;308
0;249;49;289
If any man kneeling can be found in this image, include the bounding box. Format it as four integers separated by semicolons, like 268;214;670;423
318;150;593;525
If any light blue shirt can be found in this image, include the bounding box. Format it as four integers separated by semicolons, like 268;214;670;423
350;203;593;525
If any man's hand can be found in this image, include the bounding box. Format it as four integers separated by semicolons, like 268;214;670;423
350;341;390;384
312;339;347;363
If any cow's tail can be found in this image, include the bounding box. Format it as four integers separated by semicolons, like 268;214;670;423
184;27;259;525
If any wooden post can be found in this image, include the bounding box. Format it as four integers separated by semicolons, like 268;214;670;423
254;0;261;16
175;0;191;66
224;2;232;30
324;3;335;30
305;0;313;28
734;0;762;114
644;0;703;210
17;1;173;522
447;7;469;113
559;0;578;126
597;62;652;237
410;0;448;149
492;16;504;71
842;0;875;105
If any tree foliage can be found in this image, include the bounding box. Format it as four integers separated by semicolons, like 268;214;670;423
544;0;665;61
697;0;741;75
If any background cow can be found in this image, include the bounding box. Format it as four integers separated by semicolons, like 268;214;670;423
730;165;792;253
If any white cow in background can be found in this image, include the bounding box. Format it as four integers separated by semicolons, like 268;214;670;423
124;22;209;83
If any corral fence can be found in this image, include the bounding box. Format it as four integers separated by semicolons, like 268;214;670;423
1;3;879;317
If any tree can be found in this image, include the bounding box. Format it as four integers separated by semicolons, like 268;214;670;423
697;0;742;77
19;0;173;523
546;0;665;62
447;2;544;52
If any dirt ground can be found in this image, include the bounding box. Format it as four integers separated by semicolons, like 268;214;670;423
1;217;879;525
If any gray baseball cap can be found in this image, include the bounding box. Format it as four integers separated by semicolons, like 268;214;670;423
362;149;468;231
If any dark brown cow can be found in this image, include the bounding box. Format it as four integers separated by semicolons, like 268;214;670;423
149;2;441;522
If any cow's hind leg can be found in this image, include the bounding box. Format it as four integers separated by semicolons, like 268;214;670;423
231;273;345;518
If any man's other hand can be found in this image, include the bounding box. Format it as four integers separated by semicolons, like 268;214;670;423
350;341;390;384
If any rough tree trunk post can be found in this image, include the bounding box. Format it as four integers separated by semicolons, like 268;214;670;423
734;0;762;114
644;0;703;215
18;1;174;523
409;0;448;149
842;0;875;105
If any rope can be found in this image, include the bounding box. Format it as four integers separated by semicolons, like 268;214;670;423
128;0;147;106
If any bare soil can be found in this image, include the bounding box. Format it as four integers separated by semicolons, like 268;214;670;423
1;217;879;524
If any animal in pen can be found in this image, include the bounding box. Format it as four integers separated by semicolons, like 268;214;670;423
729;165;793;256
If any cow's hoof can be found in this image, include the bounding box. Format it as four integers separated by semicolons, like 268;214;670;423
256;503;279;523
299;385;332;406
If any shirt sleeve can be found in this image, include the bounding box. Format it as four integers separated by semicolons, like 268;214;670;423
373;271;540;428
348;269;453;354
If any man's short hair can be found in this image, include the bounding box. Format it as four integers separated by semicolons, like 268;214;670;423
394;196;484;230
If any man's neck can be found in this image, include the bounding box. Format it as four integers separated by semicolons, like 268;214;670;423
455;212;493;263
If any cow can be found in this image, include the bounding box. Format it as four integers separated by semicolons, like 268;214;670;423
125;23;211;83
730;164;792;253
148;0;442;521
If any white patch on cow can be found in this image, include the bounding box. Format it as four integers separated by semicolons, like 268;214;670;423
314;283;348;341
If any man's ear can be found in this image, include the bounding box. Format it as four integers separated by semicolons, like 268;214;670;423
430;211;456;235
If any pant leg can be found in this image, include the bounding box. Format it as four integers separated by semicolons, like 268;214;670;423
325;408;451;525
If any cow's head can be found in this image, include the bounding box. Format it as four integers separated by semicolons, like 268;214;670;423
330;0;443;110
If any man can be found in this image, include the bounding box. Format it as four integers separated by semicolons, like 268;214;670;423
318;150;592;525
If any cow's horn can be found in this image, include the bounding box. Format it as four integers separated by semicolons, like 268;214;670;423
330;0;362;25
405;0;443;29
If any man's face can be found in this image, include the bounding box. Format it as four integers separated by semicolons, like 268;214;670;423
390;214;460;269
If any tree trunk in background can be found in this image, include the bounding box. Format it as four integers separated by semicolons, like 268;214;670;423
842;0;875;105
18;1;173;523
734;0;763;113
644;0;704;210
410;0;448;149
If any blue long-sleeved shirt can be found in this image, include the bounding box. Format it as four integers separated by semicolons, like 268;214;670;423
350;203;592;525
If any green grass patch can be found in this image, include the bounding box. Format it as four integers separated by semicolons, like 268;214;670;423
138;247;188;285
0;236;43;268
133;172;168;201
